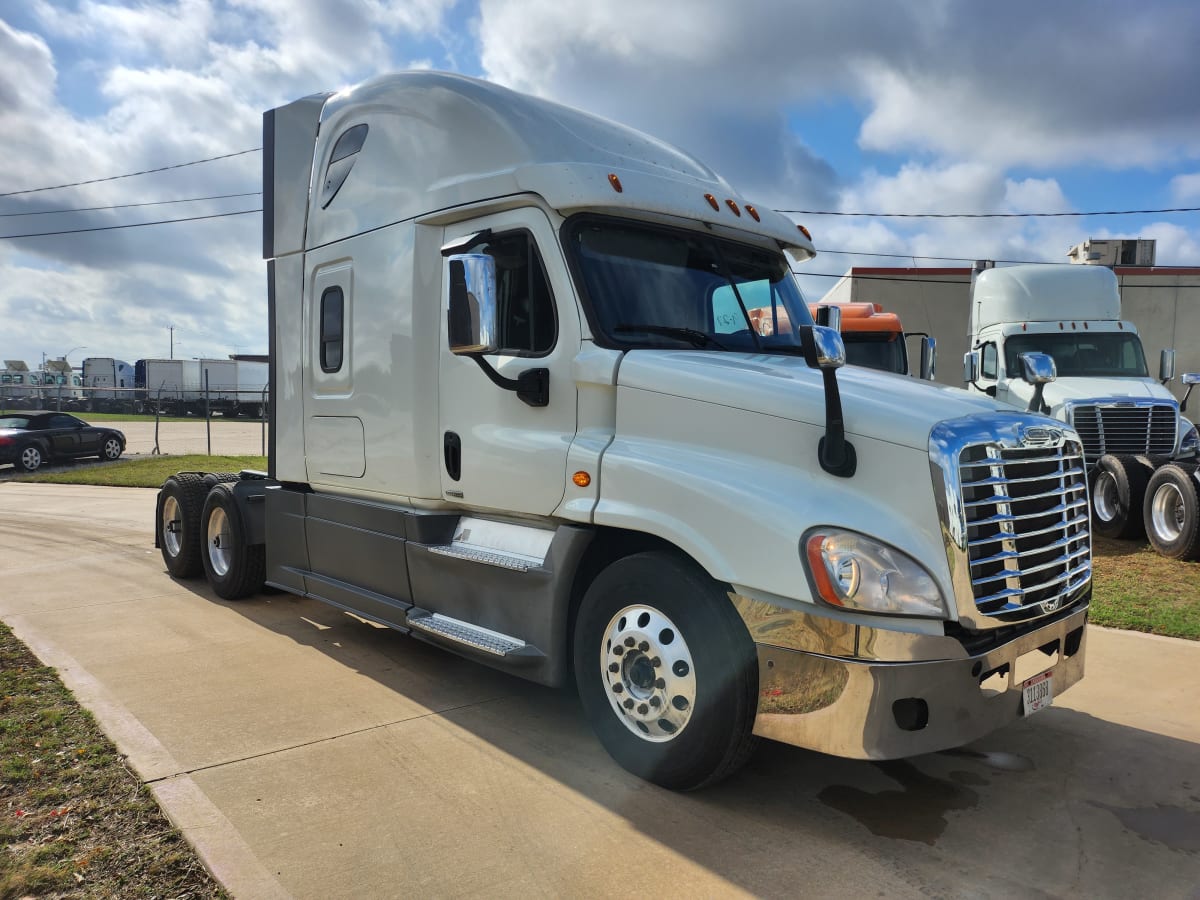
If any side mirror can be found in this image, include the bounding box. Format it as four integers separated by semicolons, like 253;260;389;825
806;325;846;369
963;350;980;385
814;305;842;332
919;337;936;381
1181;372;1199;413
799;325;854;478
1019;351;1056;415
1019;352;1056;385
1159;349;1176;384
447;254;498;355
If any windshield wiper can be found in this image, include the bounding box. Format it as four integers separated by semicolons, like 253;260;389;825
614;323;730;350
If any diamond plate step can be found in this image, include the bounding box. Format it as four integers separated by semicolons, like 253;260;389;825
427;544;538;571
407;611;526;657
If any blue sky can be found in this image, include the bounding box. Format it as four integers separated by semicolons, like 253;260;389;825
2;0;1199;367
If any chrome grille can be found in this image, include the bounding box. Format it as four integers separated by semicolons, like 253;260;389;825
959;440;1091;619
1069;402;1177;465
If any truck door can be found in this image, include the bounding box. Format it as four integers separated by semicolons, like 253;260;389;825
438;208;580;515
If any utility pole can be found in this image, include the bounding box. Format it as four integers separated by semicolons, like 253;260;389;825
170;325;175;359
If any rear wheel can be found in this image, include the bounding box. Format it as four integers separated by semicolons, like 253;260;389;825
573;551;758;790
159;473;206;578
1143;464;1200;561
200;483;265;600
18;444;44;472
1091;454;1151;539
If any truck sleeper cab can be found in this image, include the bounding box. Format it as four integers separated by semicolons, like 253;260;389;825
157;72;1092;790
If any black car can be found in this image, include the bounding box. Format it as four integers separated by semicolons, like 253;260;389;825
0;411;126;472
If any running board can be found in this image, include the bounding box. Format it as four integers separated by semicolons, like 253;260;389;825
426;517;554;572
406;609;541;658
427;544;538;571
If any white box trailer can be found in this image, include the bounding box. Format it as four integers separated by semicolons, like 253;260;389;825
197;358;238;416
235;361;269;417
154;72;1094;790
137;358;202;416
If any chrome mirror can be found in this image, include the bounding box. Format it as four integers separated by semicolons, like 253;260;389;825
1019;352;1056;385
1160;349;1176;384
919;337;936;381
447;254;498;355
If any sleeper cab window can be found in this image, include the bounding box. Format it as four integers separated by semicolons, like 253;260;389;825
476;231;557;356
320;123;368;208
320;287;344;372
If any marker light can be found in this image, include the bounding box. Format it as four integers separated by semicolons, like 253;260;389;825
797;224;812;241
608;173;623;193
726;199;742;217
745;204;761;222
803;529;947;618
704;193;719;211
572;471;591;487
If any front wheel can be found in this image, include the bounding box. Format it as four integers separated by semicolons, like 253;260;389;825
101;435;123;461
573;551;758;791
200;483;265;600
1143;464;1200;561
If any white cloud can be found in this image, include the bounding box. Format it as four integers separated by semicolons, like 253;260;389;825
1170;173;1200;204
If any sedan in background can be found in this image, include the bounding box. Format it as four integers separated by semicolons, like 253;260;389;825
0;411;126;472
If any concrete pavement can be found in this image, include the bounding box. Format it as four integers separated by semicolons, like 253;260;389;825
2;482;1198;898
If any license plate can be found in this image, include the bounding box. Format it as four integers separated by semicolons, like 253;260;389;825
1022;672;1053;715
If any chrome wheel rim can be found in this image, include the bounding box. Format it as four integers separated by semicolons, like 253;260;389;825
1150;483;1185;542
20;447;41;470
206;506;232;576
601;604;696;742
1093;472;1119;522
104;438;120;459
162;496;183;557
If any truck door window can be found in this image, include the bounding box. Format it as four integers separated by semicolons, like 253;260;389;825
981;343;998;379
473;231;556;355
320;287;344;372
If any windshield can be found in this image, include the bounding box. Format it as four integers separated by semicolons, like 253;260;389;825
1004;332;1148;378
841;333;908;375
567;217;813;353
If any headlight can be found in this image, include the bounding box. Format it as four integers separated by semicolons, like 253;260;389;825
803;528;948;618
1180;423;1199;458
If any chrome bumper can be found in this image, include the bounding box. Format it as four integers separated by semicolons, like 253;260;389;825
750;604;1089;759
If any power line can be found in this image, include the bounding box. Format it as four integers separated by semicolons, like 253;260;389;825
781;206;1200;218
0;148;262;199
0;209;260;240
0;192;262;218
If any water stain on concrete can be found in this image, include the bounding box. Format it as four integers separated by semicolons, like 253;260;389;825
940;748;1036;772
818;760;979;845
1090;801;1200;853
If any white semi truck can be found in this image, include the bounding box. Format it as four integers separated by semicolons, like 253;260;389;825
964;264;1199;560
156;72;1094;789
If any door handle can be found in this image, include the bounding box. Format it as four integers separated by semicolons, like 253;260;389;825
444;431;462;481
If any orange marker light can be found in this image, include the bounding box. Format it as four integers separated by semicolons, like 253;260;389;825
573;471;592;487
797;224;812;241
704;193;719;211
726;199;742;216
745;204;761;222
804;534;844;607
608;173;623;193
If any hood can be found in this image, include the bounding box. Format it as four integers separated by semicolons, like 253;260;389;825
1004;376;1178;416
618;350;1012;451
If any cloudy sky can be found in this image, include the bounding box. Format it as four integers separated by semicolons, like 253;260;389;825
2;0;1200;369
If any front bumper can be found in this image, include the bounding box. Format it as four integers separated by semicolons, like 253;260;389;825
748;603;1088;759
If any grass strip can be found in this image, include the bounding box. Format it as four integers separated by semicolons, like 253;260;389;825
16;455;267;489
0;621;228;898
1090;537;1200;639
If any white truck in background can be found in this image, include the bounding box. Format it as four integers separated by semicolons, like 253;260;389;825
82;357;136;413
136;358;202;416
40;359;86;410
155;72;1094;789
234;360;269;418
964;263;1200;560
1;361;40;410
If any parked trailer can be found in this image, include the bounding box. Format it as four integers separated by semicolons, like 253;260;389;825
963;264;1200;560
235;361;269;417
135;359;202;416
156;72;1094;790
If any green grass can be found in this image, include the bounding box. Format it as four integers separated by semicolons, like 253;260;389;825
1090;537;1200;639
17;455;267;488
0;621;227;898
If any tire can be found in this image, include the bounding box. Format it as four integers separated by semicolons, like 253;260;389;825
1090;454;1152;539
1143;464;1200;561
18;443;45;472
200;483;265;600
159;473;207;578
101;435;123;461
573;551;759;791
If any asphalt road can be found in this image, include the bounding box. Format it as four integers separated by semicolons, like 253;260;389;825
2;483;1198;898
